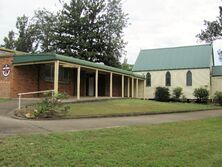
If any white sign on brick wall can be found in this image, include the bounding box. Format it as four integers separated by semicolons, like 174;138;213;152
2;64;10;77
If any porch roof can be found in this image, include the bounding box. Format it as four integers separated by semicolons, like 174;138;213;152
13;53;145;79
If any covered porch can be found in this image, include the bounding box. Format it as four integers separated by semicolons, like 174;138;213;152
12;53;145;100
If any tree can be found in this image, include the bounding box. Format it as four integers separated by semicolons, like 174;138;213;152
1;0;128;67
1;15;38;52
217;49;222;62
32;9;58;52
197;6;222;42
121;57;133;71
53;0;128;67
2;31;16;49
15;15;38;52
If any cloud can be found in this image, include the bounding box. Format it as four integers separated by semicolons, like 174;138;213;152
122;0;221;64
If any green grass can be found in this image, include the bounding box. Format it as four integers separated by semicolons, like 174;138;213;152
0;98;10;103
1;117;222;166
63;99;222;118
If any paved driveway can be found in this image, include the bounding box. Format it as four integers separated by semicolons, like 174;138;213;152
0;100;222;137
0;99;38;116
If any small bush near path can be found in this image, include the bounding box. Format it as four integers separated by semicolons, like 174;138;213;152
155;87;170;102
172;87;183;101
193;87;209;103
18;93;70;119
1;117;222;166
214;91;222;106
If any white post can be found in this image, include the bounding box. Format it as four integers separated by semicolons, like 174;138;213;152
77;66;81;100
122;75;124;98
143;80;146;100
131;77;134;98
95;69;98;98
136;78;139;98
127;77;130;98
110;72;113;97
54;61;59;94
18;94;21;110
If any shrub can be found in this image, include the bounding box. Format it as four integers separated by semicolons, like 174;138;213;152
193;88;209;103
181;95;187;103
172;87;183;101
155;87;170;102
214;91;222;106
34;92;70;118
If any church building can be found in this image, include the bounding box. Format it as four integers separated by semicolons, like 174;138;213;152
133;44;222;99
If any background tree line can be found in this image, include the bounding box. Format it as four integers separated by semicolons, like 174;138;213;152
1;0;129;67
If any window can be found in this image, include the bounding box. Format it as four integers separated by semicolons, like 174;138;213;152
165;71;171;86
146;72;151;87
45;64;54;81
44;64;70;83
186;71;192;86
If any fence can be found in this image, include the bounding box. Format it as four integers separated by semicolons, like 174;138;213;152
17;90;54;110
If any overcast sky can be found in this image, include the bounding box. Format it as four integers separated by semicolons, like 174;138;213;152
0;0;222;65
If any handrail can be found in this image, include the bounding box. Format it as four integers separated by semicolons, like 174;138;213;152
18;90;54;110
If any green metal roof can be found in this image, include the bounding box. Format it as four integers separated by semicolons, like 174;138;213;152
13;53;144;79
0;47;27;55
212;66;222;76
133;44;213;72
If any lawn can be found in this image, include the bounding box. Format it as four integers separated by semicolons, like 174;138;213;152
62;99;222;118
0;98;10;103
1;117;222;166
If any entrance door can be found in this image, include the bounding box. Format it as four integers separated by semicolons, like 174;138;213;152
88;76;95;96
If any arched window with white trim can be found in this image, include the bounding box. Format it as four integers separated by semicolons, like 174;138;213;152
165;71;171;86
146;72;151;87
186;71;192;86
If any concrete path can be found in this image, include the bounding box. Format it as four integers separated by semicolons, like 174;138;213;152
0;100;222;137
0;99;38;116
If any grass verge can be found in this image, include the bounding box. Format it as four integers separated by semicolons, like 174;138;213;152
1;117;222;166
0;98;11;103
62;99;222;118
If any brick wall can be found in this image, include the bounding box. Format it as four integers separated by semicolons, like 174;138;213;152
10;65;39;97
39;64;75;96
0;56;13;98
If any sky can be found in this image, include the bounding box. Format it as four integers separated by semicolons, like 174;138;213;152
0;0;222;65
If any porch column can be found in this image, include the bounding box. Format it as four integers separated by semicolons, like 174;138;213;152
110;72;113;97
131;77;134;98
136;78;139;98
54;60;59;94
95;69;98;98
127;77;130;98
143;79;146;100
122;75;124;98
77;66;81;100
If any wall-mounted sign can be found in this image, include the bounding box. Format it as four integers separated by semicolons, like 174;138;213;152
2;64;10;77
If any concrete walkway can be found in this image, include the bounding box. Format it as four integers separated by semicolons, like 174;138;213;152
0;100;222;137
0;99;39;116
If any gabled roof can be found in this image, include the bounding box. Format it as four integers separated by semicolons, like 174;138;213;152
13;53;144;79
212;66;222;76
132;44;213;72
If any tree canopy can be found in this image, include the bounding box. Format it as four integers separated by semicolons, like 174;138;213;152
1;0;128;67
197;6;222;43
